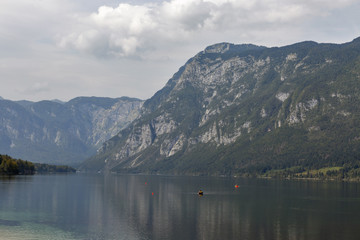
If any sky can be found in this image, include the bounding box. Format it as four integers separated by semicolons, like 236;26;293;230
1;0;360;102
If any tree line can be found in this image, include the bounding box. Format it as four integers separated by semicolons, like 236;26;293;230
0;154;75;175
0;154;35;175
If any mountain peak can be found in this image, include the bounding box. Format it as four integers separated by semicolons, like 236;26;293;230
50;99;65;104
203;42;265;54
203;42;233;53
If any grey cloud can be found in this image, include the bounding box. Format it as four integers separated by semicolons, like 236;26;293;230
24;82;50;94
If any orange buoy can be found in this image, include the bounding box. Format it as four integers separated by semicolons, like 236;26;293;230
235;184;239;188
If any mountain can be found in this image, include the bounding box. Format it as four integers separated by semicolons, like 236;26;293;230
81;37;360;178
0;97;143;165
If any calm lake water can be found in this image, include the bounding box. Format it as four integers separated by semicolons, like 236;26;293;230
0;174;360;240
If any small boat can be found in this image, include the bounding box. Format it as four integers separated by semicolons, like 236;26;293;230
198;190;203;196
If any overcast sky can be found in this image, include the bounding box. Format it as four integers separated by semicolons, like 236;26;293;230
1;0;360;102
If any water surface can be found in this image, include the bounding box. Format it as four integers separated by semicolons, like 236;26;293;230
0;174;359;240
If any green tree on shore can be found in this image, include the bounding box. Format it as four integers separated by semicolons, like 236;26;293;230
0;155;20;175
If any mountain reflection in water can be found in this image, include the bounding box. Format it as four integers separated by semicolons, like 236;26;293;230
0;174;360;240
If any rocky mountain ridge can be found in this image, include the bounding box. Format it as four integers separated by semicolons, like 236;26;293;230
81;37;360;177
0;97;143;165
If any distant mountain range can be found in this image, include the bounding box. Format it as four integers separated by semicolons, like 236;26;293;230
80;37;360;178
0;97;143;165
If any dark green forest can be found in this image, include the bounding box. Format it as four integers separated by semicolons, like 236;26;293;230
0;154;35;175
0;154;76;175
34;162;76;173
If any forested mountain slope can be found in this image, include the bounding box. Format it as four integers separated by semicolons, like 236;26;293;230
81;37;360;178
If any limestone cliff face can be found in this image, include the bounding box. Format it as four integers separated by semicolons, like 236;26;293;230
0;97;143;165
83;37;360;175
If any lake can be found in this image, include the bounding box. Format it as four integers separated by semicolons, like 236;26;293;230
0;174;360;240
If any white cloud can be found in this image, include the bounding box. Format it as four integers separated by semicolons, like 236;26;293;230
59;0;359;58
161;0;213;30
1;0;360;101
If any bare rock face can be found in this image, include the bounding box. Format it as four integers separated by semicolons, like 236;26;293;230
0;97;143;165
83;38;360;175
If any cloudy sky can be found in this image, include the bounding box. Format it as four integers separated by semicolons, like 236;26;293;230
1;0;360;102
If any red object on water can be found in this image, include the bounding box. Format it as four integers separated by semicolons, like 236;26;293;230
145;182;147;185
235;184;239;188
152;192;154;195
